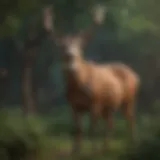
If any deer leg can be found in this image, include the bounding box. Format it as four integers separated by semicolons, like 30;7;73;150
89;105;99;153
102;109;113;151
122;100;136;143
72;109;82;155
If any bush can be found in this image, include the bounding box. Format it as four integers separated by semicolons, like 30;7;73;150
0;109;53;160
120;116;160;160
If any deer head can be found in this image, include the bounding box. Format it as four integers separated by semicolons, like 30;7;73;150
43;4;107;70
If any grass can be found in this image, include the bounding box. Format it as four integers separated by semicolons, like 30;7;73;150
0;106;158;160
43;107;137;160
51;136;127;159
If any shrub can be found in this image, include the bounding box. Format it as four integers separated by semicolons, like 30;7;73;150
0;109;53;160
120;116;160;160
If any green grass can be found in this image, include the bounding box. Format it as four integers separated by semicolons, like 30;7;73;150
44;134;128;160
44;107;136;160
0;106;159;160
46;106;160;160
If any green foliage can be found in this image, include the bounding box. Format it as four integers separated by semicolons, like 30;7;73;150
0;109;53;160
121;131;160;160
0;107;160;160
1;0;160;38
120;115;160;160
0;0;44;36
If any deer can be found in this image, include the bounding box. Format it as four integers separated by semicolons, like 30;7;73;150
42;5;140;154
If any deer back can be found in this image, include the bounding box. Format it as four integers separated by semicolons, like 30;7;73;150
106;62;140;100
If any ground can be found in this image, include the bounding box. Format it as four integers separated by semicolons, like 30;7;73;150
0;106;154;160
44;106;139;160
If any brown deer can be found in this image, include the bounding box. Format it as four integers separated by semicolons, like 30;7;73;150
42;5;140;154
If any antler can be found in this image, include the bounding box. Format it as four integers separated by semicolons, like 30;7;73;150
77;4;107;46
42;4;106;47
42;6;63;45
43;6;54;33
92;4;107;25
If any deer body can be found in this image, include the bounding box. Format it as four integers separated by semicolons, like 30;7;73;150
42;5;140;154
64;61;125;113
63;56;139;153
59;36;139;153
106;63;140;103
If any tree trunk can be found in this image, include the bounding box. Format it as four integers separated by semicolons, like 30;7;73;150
21;43;38;115
0;69;8;107
22;65;35;114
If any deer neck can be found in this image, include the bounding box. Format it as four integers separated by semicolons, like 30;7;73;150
64;56;88;84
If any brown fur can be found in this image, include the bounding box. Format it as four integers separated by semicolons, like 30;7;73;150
106;62;140;103
58;19;140;155
63;55;140;153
